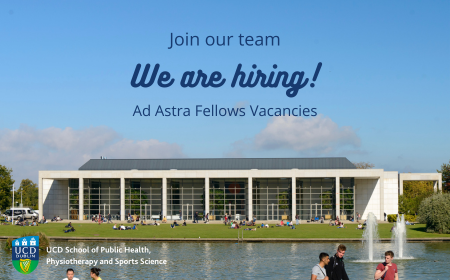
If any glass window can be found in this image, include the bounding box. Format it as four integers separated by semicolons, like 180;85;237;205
209;178;247;221
253;178;291;220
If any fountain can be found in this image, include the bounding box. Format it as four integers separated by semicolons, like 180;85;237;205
392;214;407;258
362;212;379;261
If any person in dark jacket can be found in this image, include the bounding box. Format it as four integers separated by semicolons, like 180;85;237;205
325;244;349;280
194;212;198;223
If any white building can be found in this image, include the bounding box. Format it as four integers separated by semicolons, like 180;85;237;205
38;158;442;221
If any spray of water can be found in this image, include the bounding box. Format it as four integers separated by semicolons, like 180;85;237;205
392;214;407;259
362;212;379;261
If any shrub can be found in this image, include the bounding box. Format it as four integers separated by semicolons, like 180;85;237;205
387;214;417;223
3;231;50;251
418;193;450;234
388;214;397;223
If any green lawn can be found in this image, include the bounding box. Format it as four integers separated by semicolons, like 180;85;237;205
1;223;450;239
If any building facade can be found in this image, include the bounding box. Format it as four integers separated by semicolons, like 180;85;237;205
38;158;442;221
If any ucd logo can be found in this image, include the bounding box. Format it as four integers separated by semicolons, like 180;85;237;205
12;236;39;274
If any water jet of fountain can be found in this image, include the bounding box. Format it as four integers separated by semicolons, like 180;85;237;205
362;212;379;261
392;214;407;259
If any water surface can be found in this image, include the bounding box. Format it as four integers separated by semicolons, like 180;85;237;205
0;241;448;279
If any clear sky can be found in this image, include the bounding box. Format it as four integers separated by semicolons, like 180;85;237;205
1;1;449;184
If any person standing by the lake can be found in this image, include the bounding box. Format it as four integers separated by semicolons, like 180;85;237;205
325;244;349;280
63;268;79;280
90;267;102;280
374;251;398;280
311;252;329;280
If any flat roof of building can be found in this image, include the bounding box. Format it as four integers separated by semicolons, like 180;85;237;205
78;157;357;171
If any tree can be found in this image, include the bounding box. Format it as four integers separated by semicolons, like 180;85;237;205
352;162;375;169
15;179;38;208
418;193;450;234
399;181;434;214
0;165;15;211
437;160;450;193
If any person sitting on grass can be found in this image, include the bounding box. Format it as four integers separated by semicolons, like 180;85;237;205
244;228;256;231
141;220;146;225
357;223;363;230
182;220;187;226
113;224;118;230
405;220;415;225
132;224;137;230
337;222;345;229
153;221;160;226
230;221;235;229
173;220;178;226
120;224;126;230
162;216;167;223
171;223;175;228
291;224;296;229
65;222;72;228
329;219;335;226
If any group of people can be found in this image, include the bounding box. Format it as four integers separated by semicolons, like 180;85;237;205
328;216;349;228
12;215;40;227
63;222;75;233
170;220;187;228
63;267;102;280
310;216;324;223
276;220;296;229
51;216;63;222
140;220;161;226
311;244;399;280
113;223;137;230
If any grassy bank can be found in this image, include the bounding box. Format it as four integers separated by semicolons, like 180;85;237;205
1;223;450;239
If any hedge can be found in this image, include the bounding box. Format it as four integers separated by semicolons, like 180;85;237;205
387;214;417;223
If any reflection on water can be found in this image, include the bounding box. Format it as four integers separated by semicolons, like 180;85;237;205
0;241;449;279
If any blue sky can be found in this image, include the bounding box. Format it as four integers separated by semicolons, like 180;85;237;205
1;1;449;184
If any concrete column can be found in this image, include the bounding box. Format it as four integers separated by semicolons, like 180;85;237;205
39;176;43;220
79;178;84;221
162;178;167;218
335;177;340;219
205;177;210;215
291;177;296;220
379;176;385;221
434;180;438;192
120;177;125;221
438;175;443;193
248;177;252;220
399;174;403;195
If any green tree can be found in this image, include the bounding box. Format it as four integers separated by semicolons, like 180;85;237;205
437;160;450;193
352;162;375;169
418;193;450;234
399;181;434;214
15;179;38;208
0;165;15;211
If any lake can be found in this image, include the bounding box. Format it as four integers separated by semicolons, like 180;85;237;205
1;241;449;279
